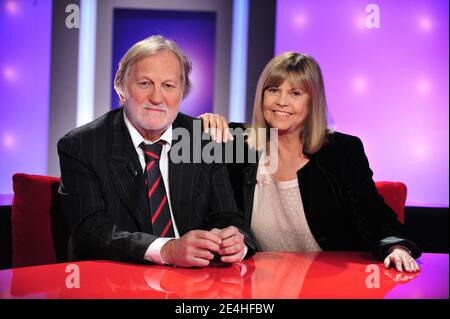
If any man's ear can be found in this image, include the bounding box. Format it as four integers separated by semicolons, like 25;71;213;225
118;90;126;105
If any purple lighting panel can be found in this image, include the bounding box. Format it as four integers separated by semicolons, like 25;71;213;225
0;0;52;195
276;0;449;207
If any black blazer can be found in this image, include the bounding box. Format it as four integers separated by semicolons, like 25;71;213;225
226;123;420;261
57;109;255;263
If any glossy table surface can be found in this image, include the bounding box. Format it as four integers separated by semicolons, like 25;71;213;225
0;252;447;299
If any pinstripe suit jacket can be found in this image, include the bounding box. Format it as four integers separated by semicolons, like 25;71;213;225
57;108;255;263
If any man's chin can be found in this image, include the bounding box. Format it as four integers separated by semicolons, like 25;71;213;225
132;112;178;138
140;114;170;127
142;123;169;132
143;118;174;132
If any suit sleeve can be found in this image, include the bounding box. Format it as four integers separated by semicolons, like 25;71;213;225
58;135;156;263
201;162;257;258
344;136;421;261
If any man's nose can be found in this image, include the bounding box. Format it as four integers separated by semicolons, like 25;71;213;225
148;86;163;105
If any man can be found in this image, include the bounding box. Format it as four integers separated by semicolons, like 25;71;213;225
58;35;255;267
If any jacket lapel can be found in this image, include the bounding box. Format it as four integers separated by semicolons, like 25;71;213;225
168;157;190;235
167;114;193;236
297;159;330;248
241;141;261;220
107;109;152;233
242;163;258;220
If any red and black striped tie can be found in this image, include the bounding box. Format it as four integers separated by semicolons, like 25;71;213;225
140;141;175;237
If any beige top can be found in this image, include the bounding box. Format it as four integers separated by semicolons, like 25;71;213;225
251;157;322;252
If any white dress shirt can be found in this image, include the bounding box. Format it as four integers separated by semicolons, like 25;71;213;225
124;112;179;264
124;112;247;264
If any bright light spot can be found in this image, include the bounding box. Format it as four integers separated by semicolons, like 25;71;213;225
417;79;431;95
5;1;18;15
3;66;16;81
294;13;307;28
419;16;432;31
3;134;14;148
354;15;366;31
353;76;367;93
414;143;427;160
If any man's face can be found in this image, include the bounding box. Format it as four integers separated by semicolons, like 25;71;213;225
122;50;183;141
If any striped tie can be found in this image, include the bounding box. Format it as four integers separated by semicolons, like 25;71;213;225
140;141;175;237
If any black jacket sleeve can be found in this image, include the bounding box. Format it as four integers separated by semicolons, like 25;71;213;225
343;135;421;260
58;134;156;263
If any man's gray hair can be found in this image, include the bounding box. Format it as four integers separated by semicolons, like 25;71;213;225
114;35;192;102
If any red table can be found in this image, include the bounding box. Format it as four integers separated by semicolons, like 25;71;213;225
0;252;447;299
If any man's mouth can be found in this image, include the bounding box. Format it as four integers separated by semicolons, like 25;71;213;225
144;107;167;113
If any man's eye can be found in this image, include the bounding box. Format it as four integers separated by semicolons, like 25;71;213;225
138;82;150;87
164;84;176;89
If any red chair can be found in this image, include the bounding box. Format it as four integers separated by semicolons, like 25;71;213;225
375;181;407;224
11;173;68;268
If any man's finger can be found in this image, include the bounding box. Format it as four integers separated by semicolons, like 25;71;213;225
217;226;239;240
219;243;243;256
210;228;221;235
190;230;222;245
220;250;245;263
220;235;241;248
194;238;221;253
189;256;212;267
192;247;215;261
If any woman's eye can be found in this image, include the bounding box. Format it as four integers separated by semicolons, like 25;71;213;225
267;87;279;94
291;91;301;96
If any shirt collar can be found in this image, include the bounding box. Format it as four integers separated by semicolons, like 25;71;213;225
123;110;173;149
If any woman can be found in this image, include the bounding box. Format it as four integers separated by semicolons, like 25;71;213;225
200;52;421;272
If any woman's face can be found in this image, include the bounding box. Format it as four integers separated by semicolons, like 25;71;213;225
262;79;310;136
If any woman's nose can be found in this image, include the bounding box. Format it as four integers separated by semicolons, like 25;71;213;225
277;91;289;107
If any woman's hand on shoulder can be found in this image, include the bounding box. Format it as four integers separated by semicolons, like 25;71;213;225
198;113;233;143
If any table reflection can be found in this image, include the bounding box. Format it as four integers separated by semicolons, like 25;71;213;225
0;252;438;299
